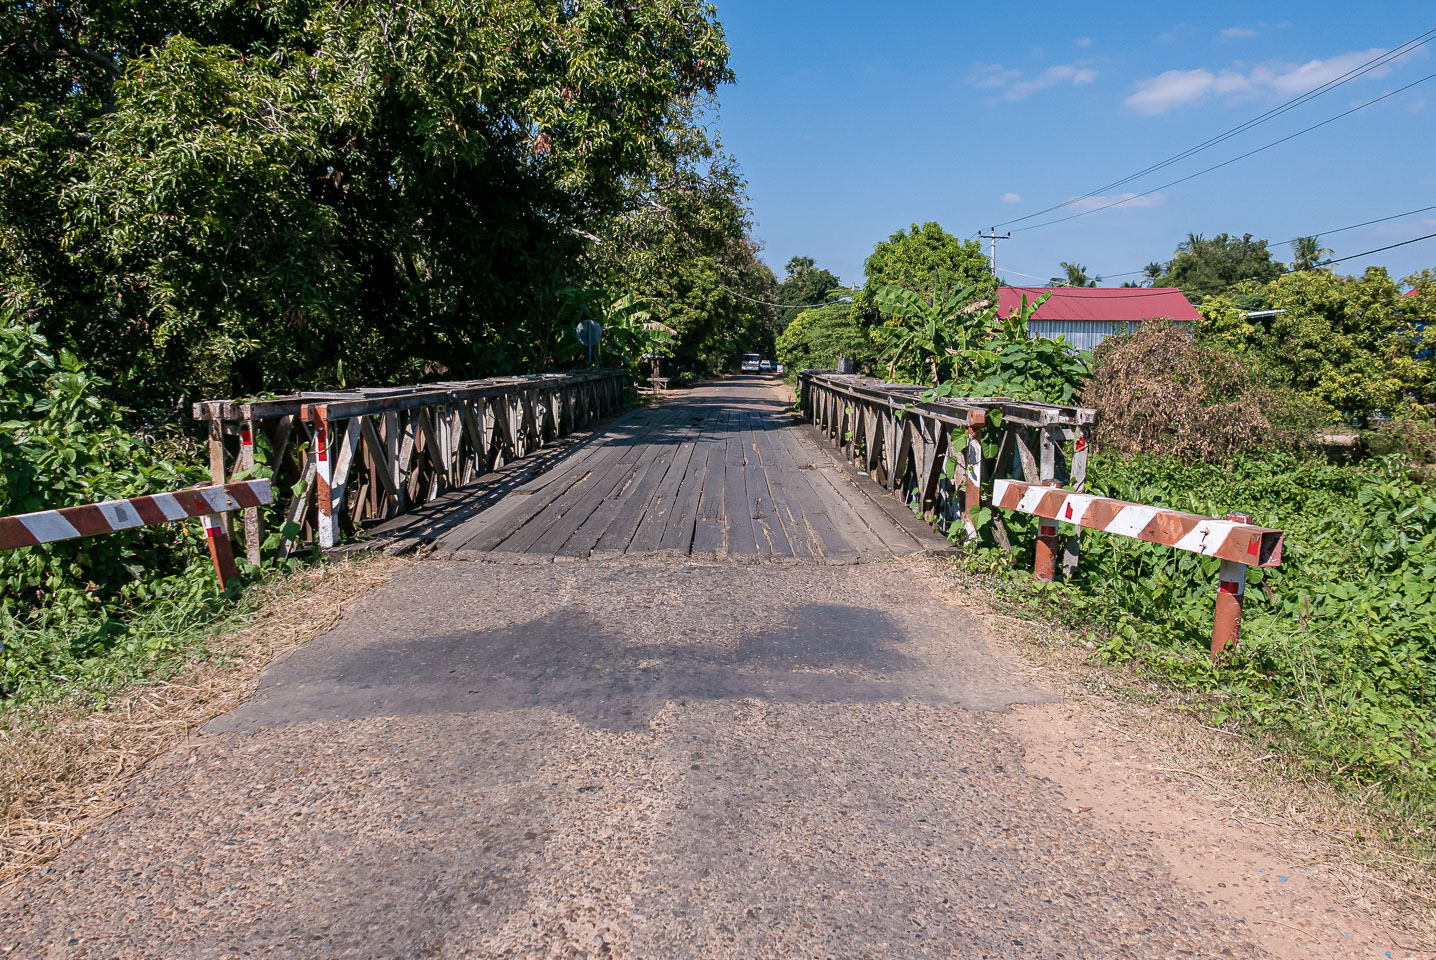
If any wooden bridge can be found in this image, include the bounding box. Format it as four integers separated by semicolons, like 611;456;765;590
195;373;955;564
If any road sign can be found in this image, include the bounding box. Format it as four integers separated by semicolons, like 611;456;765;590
575;318;602;347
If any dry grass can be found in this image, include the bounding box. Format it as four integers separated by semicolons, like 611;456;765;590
0;554;405;889
913;554;1436;947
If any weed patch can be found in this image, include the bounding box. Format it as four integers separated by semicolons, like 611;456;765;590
967;450;1436;852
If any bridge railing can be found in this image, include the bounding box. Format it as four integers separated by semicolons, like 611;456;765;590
798;371;1097;571
193;369;625;557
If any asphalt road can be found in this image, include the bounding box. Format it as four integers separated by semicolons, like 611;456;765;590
3;557;1267;958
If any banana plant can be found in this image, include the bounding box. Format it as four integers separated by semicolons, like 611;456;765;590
872;270;997;384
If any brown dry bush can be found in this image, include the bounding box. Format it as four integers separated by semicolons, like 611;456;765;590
1081;319;1293;462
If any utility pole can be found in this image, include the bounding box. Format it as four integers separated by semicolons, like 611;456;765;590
978;227;1011;275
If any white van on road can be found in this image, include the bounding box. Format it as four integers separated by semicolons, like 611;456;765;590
740;353;761;372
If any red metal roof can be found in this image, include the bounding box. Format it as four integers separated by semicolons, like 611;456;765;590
996;286;1202;324
1405;288;1420;296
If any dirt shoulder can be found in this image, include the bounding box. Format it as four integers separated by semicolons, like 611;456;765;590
0;554;404;888
908;555;1436;959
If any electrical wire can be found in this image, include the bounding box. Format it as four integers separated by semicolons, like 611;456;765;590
1014;69;1436;233
1318;231;1436;264
1093;202;1436;280
992;28;1436;229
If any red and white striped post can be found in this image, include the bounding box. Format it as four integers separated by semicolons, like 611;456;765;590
962;410;985;541
311;412;337;549
198;509;241;591
1033;480;1063;582
1212;512;1252;659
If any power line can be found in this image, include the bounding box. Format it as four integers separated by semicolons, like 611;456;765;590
1095;202;1436;279
718;285;854;309
1015;69;1436;233
1318;231;1436;265
993;28;1436;229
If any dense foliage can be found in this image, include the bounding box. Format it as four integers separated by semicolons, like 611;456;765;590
1153;232;1284;299
0;313;220;700
1197;268;1435;422
2;0;763;417
971;451;1435;812
774;302;868;373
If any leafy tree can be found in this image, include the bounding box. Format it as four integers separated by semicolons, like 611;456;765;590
862;222;994;297
1156;233;1285;299
1289;235;1333;272
854;222;994;368
1;0;735;416
775;303;873;373
1049;261;1099;287
872;271;992;383
1261;267;1433;420
779;256;843;315
940;293;1090;405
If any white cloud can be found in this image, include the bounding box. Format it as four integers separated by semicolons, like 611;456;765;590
1221;27;1257;39
1000;192;1023;203
1126;69;1218;113
1126;47;1397;114
1066;192;1168;213
1266;48;1388;94
1074;37;1092;48
971;61;1097;102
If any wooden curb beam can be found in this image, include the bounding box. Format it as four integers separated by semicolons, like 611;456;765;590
0;479;274;591
992;478;1283;658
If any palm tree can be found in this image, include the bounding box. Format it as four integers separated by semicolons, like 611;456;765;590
1290;235;1332;272
1049;261;1099;287
1143;262;1165;286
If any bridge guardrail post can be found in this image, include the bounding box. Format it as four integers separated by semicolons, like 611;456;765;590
1212;512;1253;659
312;411;338;549
1032;480;1063;582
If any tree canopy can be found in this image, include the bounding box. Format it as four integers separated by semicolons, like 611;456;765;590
1;0;758;416
1155;232;1284;299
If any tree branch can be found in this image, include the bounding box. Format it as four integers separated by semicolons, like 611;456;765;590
54;32;120;112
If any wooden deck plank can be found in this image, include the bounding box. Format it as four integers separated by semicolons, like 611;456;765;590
530;404;693;557
765;418;861;564
742;410;793;558
446;427;635;554
628;421;703;553
750;412;821;561
690;410;732;558
657;432;714;554
590;417;695;556
721;410;760;556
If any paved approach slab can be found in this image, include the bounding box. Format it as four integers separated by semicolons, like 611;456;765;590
3;378;1272;959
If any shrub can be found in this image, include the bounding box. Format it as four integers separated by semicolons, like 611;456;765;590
0;310;221;701
1081;318;1319;462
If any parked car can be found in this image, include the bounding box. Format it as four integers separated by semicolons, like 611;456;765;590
741;353;761;372
759;359;773;372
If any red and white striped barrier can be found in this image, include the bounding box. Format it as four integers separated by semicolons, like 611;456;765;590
992;478;1282;567
991;478;1283;659
0;480;273;590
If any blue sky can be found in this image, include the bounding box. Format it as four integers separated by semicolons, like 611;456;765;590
711;1;1436;289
